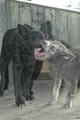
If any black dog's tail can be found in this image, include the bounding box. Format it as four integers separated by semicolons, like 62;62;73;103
0;55;1;89
0;55;9;90
0;54;1;73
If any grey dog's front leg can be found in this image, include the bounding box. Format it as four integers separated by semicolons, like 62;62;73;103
48;78;61;105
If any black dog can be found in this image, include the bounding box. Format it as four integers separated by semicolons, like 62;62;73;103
0;24;45;106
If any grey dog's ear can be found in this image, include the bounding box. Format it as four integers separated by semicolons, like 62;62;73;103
17;24;30;36
61;51;75;61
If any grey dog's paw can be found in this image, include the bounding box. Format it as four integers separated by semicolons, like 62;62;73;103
62;102;72;108
48;98;57;105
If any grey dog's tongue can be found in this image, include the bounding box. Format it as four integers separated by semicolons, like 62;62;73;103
34;48;46;57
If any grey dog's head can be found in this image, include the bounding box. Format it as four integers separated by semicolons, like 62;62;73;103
34;40;75;61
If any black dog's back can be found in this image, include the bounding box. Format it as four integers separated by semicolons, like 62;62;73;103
3;28;17;43
2;28;18;55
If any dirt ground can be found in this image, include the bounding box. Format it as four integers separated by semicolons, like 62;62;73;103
0;80;80;120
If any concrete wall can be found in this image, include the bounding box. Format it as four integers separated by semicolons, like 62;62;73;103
0;0;7;51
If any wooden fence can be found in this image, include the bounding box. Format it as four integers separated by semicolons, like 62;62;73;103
6;0;80;47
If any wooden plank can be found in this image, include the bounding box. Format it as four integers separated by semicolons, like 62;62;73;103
55;10;62;40
70;13;80;47
75;14;80;47
60;11;69;44
18;3;32;26
43;7;56;39
55;10;69;45
55;10;79;47
31;5;44;30
6;1;12;29
11;2;19;28
67;12;71;46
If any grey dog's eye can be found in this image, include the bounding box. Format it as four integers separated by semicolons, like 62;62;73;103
51;46;55;52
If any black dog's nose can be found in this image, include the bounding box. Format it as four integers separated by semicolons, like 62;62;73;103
41;40;45;43
41;40;46;45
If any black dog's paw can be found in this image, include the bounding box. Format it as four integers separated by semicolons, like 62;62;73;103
0;87;4;96
16;96;25;107
26;95;35;101
0;91;3;96
29;89;34;95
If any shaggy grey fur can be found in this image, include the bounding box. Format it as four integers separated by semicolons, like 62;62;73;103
35;40;80;108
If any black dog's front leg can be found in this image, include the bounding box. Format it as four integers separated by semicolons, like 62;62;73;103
22;70;34;101
13;65;25;107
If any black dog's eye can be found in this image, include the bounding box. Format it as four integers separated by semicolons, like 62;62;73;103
51;46;55;52
40;36;42;39
32;36;35;41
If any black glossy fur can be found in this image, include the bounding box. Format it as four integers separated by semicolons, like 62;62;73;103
0;24;45;106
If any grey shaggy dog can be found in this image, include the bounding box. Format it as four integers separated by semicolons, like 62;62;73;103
34;40;80;108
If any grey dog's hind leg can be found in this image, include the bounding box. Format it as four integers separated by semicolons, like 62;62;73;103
63;80;77;108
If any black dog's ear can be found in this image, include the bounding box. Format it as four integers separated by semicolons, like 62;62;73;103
17;24;29;36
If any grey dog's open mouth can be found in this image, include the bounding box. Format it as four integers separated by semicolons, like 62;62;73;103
34;47;46;57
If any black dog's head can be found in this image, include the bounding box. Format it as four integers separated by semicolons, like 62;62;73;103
18;24;45;48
